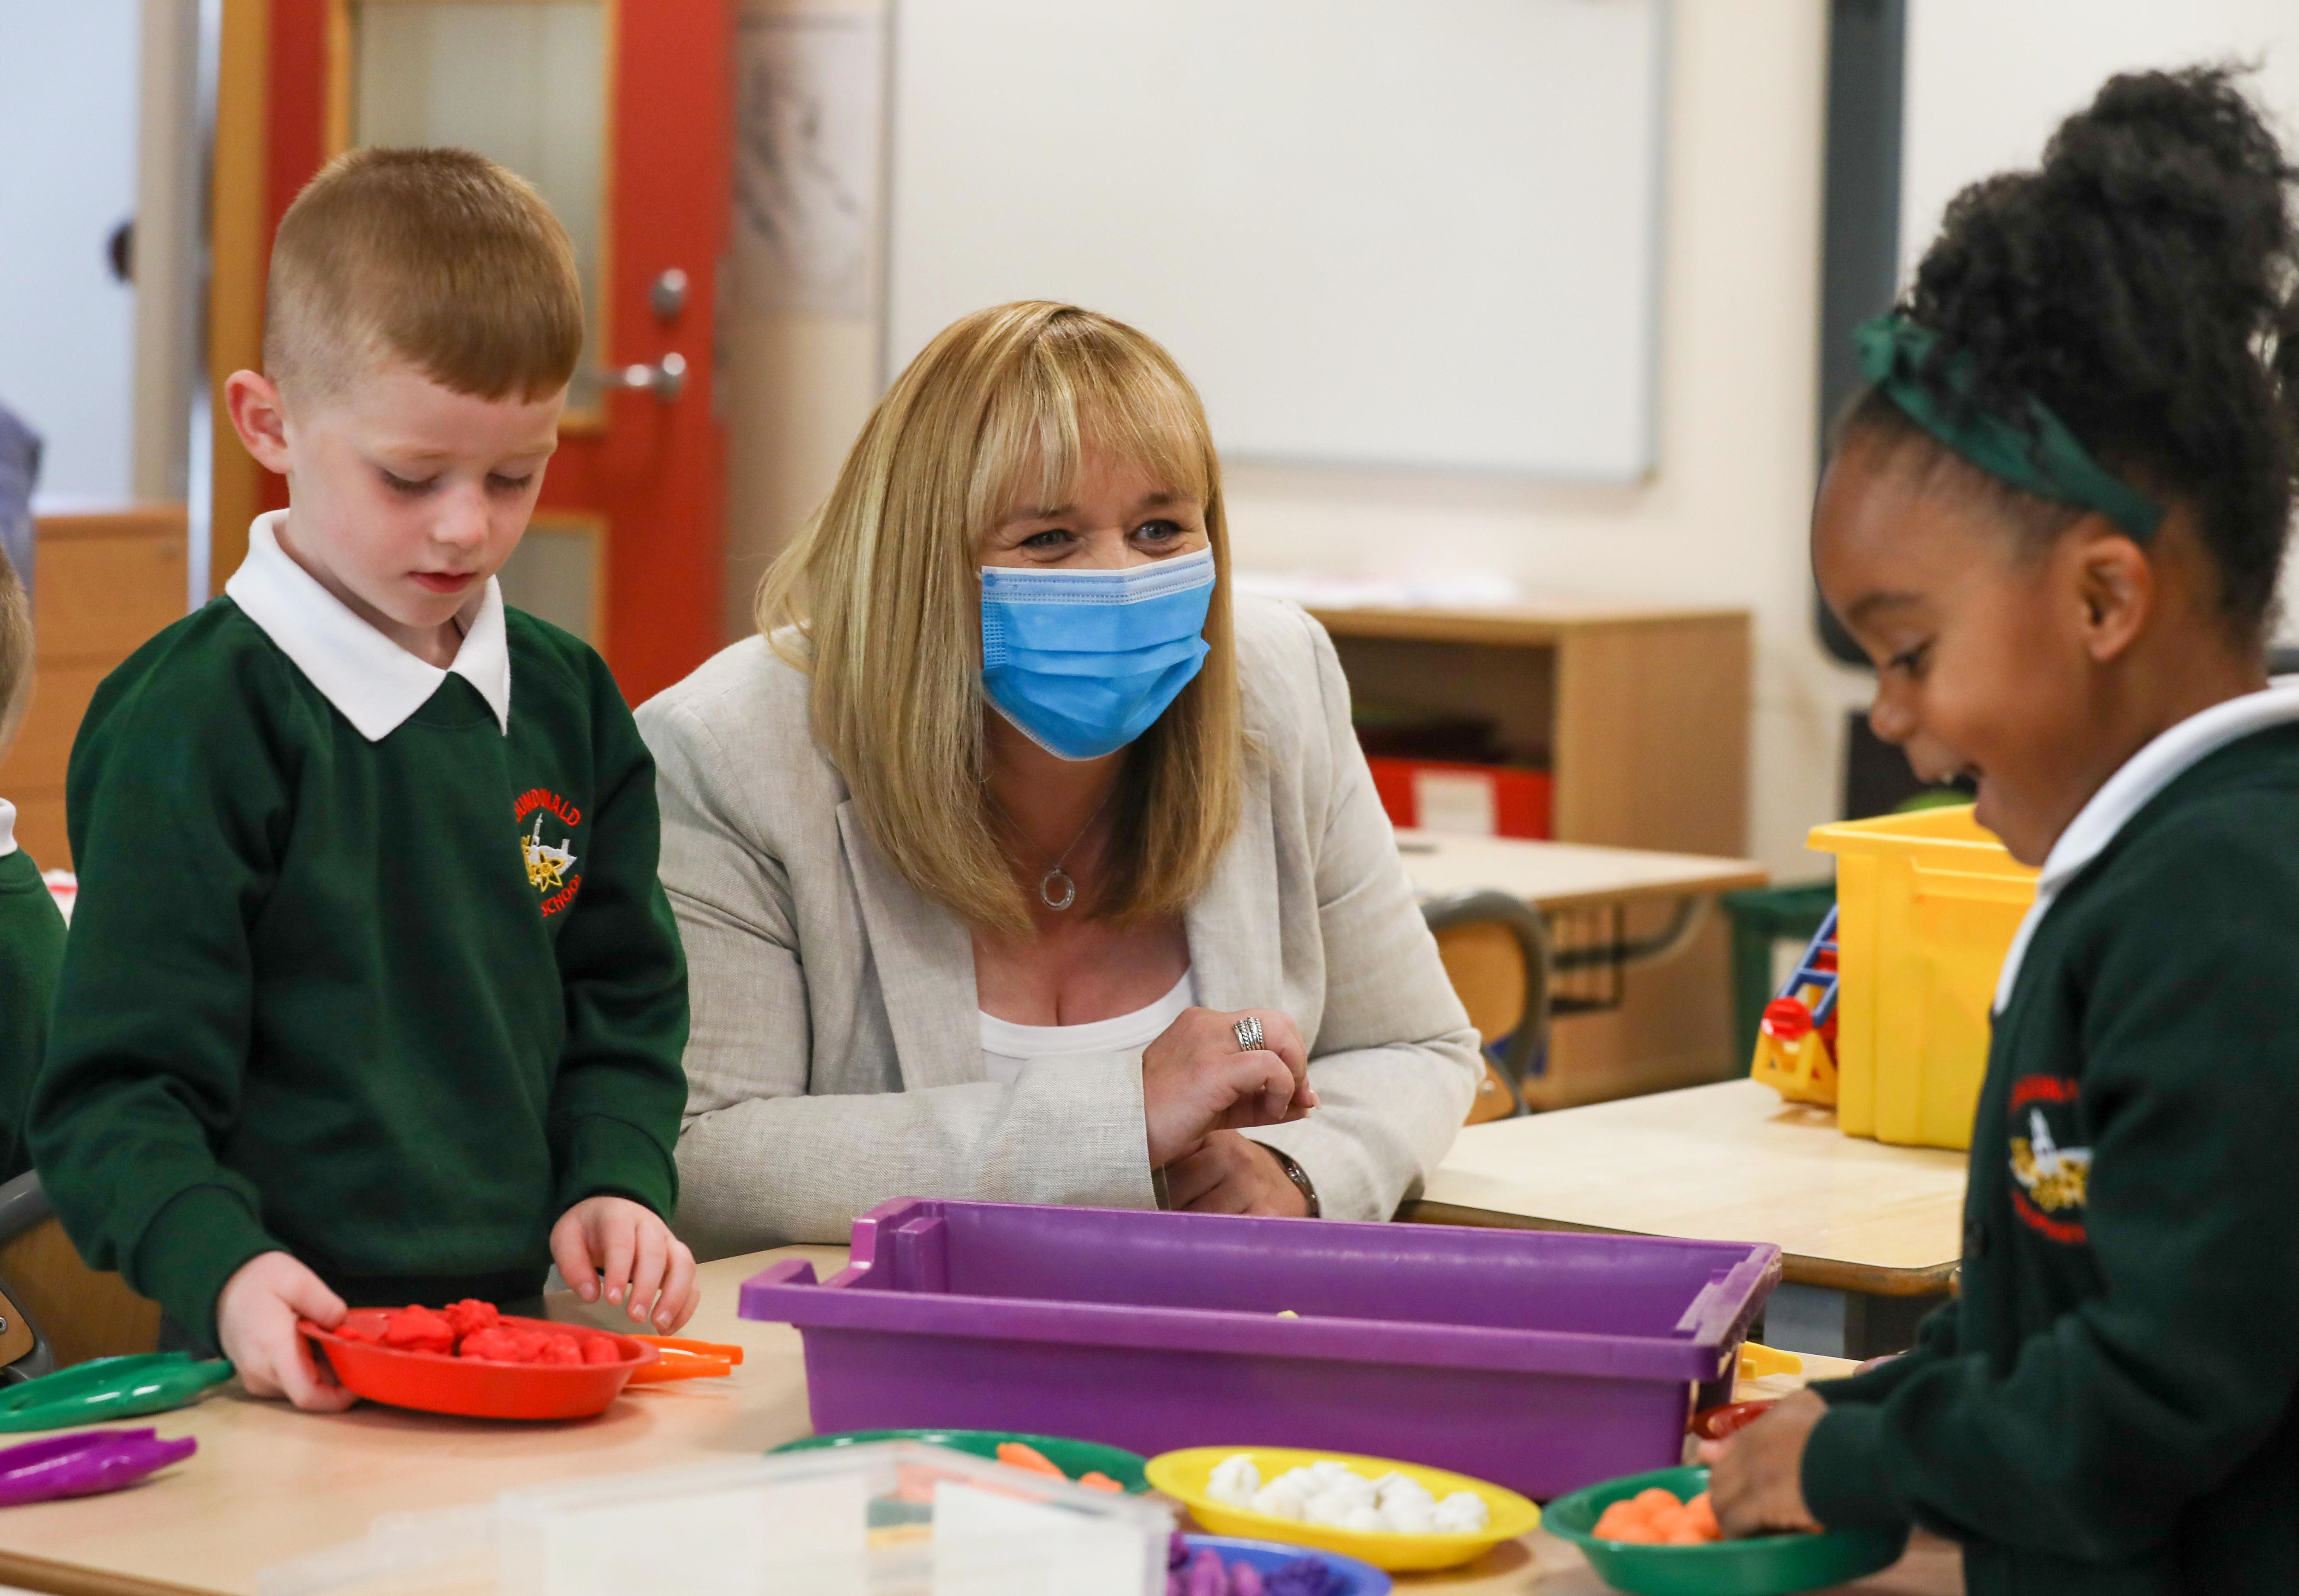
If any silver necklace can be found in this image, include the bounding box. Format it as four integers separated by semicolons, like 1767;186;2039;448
990;788;1116;912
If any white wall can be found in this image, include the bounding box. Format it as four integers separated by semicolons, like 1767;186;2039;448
0;0;141;506
722;0;1860;880
1220;0;1851;879
1902;0;2299;280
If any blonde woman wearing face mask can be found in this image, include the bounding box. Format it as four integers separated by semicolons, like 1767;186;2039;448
639;303;1480;1257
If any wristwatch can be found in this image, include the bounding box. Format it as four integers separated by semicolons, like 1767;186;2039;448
1266;1146;1321;1218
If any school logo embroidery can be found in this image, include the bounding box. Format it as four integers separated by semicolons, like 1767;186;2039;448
2008;1075;2090;1244
514;788;583;917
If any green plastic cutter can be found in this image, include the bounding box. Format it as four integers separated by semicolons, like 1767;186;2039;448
0;1353;234;1433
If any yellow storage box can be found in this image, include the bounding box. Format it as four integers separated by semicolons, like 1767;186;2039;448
1808;806;2038;1149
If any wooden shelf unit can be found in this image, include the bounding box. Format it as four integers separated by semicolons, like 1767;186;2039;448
1308;601;1753;1105
0;507;191;869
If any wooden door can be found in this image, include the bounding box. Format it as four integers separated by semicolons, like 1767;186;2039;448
210;0;733;705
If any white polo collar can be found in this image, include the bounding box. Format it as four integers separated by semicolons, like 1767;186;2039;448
1994;679;2299;1010
0;798;15;858
225;510;511;742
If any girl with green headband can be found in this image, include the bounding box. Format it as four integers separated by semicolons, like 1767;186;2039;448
1703;67;2299;1592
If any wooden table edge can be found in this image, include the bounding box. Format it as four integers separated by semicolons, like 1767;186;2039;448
1511;874;1769;913
0;1549;215;1596
1398;1201;1961;1298
1306;604;1751;644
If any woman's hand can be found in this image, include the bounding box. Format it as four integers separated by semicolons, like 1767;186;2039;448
1166;1131;1310;1215
1141;1006;1316;1166
1699;1388;1826;1536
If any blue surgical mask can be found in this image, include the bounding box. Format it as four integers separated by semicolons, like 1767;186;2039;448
979;547;1216;761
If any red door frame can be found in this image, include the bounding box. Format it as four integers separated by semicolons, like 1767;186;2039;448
243;0;732;706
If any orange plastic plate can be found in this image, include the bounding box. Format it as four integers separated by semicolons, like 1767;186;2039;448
299;1312;658;1420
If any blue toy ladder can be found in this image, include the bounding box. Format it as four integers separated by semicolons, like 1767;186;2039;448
1777;905;1840;1025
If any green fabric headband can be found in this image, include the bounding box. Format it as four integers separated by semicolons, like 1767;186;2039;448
1854;313;2163;542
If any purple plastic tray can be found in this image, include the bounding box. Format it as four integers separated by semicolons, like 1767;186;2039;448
741;1199;1780;1500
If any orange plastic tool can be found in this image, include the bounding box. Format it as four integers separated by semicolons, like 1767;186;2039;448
625;1336;745;1383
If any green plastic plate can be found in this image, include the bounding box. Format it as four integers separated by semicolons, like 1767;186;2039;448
1542;1465;1909;1596
770;1428;1150;1493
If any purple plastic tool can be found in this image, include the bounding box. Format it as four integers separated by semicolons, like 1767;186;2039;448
740;1199;1781;1500
0;1428;196;1508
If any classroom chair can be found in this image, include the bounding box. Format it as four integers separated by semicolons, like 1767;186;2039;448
1421;889;1552;1123
0;1171;161;1375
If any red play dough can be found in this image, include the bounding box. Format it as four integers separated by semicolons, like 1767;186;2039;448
380;1306;455;1355
364;1302;615;1367
443;1298;501;1341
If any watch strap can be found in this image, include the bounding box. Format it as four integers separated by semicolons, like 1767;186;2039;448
1265;1146;1321;1218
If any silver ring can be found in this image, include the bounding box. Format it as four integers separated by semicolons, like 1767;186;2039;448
1233;1016;1265;1052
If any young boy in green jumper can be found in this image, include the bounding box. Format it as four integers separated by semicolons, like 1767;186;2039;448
1703;71;2299;1591
29;148;696;1410
0;552;66;1183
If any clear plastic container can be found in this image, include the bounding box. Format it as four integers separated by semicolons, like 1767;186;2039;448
254;1441;1171;1596
1809;805;2038;1149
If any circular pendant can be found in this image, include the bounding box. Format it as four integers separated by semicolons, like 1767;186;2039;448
1039;866;1077;911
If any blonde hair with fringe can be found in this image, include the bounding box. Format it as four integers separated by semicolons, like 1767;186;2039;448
757;302;1244;935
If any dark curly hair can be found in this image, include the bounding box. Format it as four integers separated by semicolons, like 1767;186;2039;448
1841;66;2299;643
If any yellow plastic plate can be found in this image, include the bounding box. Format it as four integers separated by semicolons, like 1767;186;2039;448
1146;1446;1540;1572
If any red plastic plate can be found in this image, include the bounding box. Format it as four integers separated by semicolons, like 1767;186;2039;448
298;1312;659;1420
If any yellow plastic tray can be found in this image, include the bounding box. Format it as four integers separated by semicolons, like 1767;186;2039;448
1809;805;2037;1149
1146;1445;1540;1572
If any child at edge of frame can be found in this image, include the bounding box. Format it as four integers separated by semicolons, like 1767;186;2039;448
1701;67;2299;1594
25;147;696;1410
0;550;66;1185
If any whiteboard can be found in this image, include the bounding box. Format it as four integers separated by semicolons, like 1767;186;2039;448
886;0;1670;480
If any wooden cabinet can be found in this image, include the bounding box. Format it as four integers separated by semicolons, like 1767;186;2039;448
1308;601;1753;1104
0;507;190;869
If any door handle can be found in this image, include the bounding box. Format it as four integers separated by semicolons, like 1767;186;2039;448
602;351;687;404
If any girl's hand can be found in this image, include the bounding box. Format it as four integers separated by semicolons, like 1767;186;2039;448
1699;1388;1827;1536
214;1250;357;1412
551;1195;700;1332
1141;1007;1316;1167
1166;1131;1310;1216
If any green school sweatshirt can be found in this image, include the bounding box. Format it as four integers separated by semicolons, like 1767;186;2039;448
0;842;66;1183
1801;723;2299;1594
28;600;689;1344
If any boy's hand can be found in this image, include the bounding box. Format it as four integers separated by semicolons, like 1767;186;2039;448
1700;1388;1827;1536
215;1251;357;1412
551;1195;699;1332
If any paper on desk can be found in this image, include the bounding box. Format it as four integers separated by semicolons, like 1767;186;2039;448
930;1481;1149;1596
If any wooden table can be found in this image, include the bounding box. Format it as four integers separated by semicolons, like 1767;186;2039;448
1406;1079;1968;1359
1398;829;1769;915
1305;597;1753;1105
0;1246;1958;1596
1398;830;1769;1109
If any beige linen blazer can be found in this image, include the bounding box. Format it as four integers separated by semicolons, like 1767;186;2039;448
636;595;1482;1259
